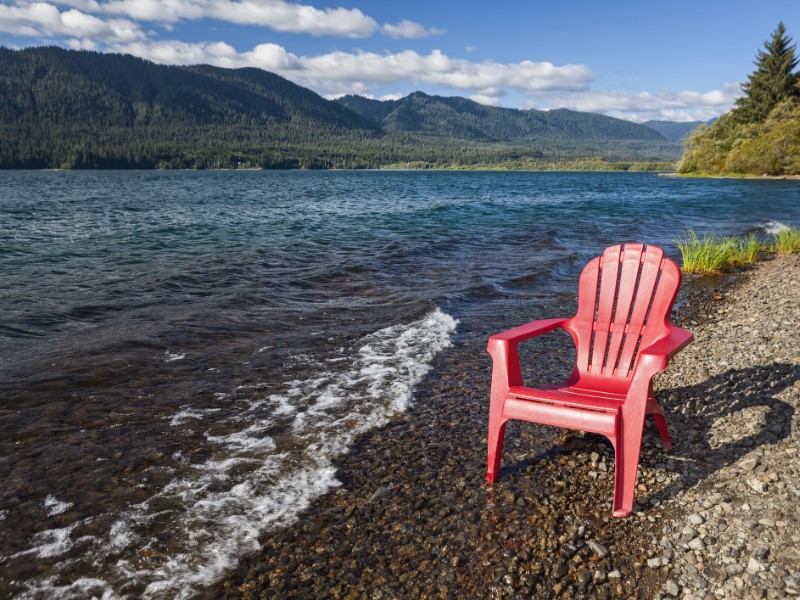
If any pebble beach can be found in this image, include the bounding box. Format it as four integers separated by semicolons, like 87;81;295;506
213;252;800;600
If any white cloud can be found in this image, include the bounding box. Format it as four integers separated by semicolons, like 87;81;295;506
0;2;144;42
383;19;444;39
469;94;502;107
107;40;595;100
532;84;743;122
39;0;380;36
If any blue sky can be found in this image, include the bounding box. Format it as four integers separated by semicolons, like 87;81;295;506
1;0;798;122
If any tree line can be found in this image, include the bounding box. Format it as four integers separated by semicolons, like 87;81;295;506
0;46;680;170
679;22;800;176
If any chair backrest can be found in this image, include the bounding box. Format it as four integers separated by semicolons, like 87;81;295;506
568;243;681;381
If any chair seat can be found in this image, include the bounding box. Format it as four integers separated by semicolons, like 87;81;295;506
505;386;624;437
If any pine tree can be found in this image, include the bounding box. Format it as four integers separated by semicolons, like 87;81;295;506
732;22;799;123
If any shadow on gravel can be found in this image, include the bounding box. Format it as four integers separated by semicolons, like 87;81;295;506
655;362;799;501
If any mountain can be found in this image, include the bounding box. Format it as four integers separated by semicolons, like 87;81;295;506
0;46;381;168
336;92;668;143
642;120;712;142
0;46;682;169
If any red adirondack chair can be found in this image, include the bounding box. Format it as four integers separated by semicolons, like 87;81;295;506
486;243;693;517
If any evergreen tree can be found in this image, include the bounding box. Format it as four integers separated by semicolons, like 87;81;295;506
732;22;798;123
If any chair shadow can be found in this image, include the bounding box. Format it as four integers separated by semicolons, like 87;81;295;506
643;362;799;504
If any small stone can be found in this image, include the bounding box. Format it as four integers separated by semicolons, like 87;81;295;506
647;557;663;568
593;569;607;584
688;537;706;551
664;580;680;597
740;457;760;472
552;561;569;580
747;557;768;573
608;570;622;584
752;545;770;560
746;478;768;493
576;568;591;589
587;540;609;560
725;564;744;575
688;513;705;525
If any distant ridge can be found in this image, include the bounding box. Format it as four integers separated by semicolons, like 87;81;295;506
0;46;682;169
642;119;713;142
336;92;668;143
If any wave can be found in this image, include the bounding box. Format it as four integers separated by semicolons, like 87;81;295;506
761;220;790;235
12;308;457;599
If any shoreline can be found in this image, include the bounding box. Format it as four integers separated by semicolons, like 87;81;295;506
661;173;800;181
211;254;799;599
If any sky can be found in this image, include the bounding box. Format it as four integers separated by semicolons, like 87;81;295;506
1;0;799;122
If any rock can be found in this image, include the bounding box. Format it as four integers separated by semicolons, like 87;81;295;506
688;513;705;525
587;540;609;560
747;478;768;493
739;457;760;472
687;537;706;551
747;557;768;573
575;568;591;589
664;580;681;597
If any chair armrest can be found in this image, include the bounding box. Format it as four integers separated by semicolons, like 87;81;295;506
488;318;569;345
487;318;570;390
635;326;694;374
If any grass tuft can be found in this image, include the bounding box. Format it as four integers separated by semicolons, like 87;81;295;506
772;226;800;254
677;227;799;275
676;230;736;275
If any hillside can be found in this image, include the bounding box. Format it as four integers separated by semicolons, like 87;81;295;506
679;98;800;175
0;46;682;169
678;23;800;176
336;92;668;143
0;46;385;168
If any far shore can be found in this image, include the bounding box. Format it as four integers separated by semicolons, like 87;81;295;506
661;172;800;180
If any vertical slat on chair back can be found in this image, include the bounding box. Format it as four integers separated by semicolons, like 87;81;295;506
573;243;681;379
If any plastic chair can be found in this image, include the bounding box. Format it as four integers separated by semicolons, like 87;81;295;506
486;243;693;517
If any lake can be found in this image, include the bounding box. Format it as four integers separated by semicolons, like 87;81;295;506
1;170;798;598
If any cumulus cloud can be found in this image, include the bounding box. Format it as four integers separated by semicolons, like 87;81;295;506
383;19;444;39
534;84;742;122
469;94;502;106
0;2;144;42
107;39;595;100
33;0;380;36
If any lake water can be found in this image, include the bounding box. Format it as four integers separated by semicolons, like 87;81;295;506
1;170;798;598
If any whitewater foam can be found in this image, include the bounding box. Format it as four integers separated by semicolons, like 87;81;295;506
43;495;74;516
13;308;457;599
763;220;790;235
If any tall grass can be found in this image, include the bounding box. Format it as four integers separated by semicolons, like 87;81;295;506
676;231;733;275
677;227;799;274
773;227;800;254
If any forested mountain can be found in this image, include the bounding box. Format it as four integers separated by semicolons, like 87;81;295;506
642;120;710;142
0;46;681;169
336;92;667;143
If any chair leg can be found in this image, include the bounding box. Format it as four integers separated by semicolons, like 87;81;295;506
646;393;672;451
612;404;647;518
486;417;507;483
651;413;672;451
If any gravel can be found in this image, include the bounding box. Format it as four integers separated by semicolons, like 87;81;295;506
212;253;799;599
